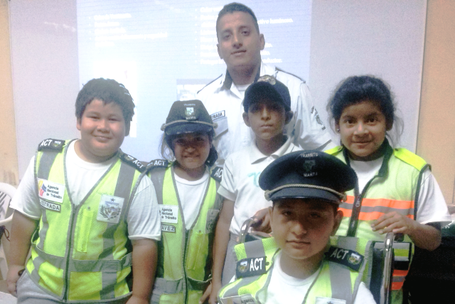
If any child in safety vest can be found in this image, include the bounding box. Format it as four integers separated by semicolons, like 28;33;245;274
7;78;161;304
207;75;301;304
218;150;376;304
147;99;223;304
325;75;451;303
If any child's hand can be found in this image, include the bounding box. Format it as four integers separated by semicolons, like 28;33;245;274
199;281;212;304
371;211;417;235
6;265;24;296
250;207;272;233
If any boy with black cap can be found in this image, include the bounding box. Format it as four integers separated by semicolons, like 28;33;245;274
218;150;376;304
146;100;223;304
206;75;300;303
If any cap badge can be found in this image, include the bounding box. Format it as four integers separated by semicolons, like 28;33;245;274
185;106;195;120
301;160;317;177
257;75;276;85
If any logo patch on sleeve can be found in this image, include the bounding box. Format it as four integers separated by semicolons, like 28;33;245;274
235;256;267;278
326;246;363;271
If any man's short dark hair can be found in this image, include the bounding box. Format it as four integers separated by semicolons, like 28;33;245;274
75;78;135;136
216;2;260;38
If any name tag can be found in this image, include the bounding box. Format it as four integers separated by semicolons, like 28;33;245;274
38;179;64;203
161;224;176;233
159;205;179;224
236;256;266;278
97;195;124;224
40;199;61;212
326;246;363;271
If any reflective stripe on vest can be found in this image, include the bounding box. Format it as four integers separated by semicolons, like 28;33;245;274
27;141;141;302
220;237;365;304
149;166;221;304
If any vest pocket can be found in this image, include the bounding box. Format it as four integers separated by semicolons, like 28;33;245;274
75;208;94;253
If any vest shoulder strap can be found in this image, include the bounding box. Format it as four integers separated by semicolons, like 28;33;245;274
37;138;65;152
393;148;427;171
210;166;223;183
146;159;169;173
118;151;146;172
325;145;343;155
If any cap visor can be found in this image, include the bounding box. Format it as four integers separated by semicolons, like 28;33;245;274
165;123;212;135
269;188;341;204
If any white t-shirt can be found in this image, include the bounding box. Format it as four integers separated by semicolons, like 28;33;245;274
197;61;333;164
260;252;376;304
350;157;451;226
218;137;301;234
173;169;210;230
11;141;161;240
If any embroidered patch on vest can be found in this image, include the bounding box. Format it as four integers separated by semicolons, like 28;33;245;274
326;246;363;271
315;297;346;304
37;138;65;151
97;195;124;224
159;205;179;224
40;199;61;212
161;224;176;233
236;256;267;278
119;152;146;172
38;179;64;203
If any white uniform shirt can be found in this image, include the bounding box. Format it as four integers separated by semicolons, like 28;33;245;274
197;61;333;164
218;137;301;234
11;141;161;240
260;252;376;304
350;157;451;226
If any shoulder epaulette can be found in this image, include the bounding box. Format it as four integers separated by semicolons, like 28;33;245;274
197;74;223;94
275;67;305;83
210;166;223;183
145;159;169;173
325;246;363;272
37;138;65;152
119;152;146;173
393;148;427;171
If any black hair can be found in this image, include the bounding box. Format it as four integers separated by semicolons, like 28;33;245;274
216;2;259;38
327;75;396;130
75;78;135;136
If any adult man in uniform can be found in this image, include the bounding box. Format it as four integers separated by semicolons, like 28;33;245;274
197;2;333;164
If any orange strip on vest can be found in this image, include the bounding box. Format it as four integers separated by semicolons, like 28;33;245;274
341;196;415;221
391;269;408;290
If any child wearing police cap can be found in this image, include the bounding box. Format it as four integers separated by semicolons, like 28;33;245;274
207;75;301;304
218;151;376;304
146;100;223;304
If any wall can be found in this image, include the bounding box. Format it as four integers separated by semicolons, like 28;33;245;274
0;0;18;186
309;0;427;152
418;1;455;205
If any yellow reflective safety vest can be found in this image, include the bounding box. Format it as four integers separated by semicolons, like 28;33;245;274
26;138;145;303
326;142;428;302
219;237;372;304
147;160;223;304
